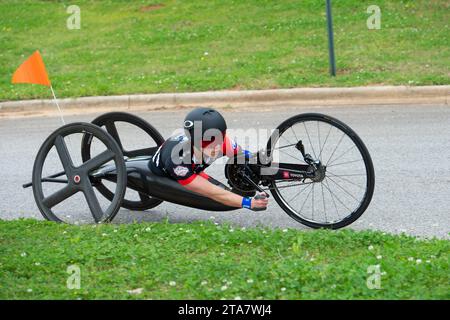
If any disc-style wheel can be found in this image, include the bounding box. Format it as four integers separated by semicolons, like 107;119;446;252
266;113;375;229
32;122;127;223
81;112;165;211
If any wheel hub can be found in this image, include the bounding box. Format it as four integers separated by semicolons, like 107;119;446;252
73;174;81;184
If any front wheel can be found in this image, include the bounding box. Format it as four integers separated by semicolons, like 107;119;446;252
266;113;375;229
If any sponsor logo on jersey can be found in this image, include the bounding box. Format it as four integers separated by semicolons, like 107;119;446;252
174;166;189;177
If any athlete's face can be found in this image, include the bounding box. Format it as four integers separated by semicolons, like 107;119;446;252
201;141;222;159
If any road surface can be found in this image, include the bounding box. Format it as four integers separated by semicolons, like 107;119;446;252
0;104;448;239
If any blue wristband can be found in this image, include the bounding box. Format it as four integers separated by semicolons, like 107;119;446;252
243;150;253;158
241;197;252;209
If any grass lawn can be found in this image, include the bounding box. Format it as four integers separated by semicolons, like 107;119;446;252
0;219;448;299
0;0;449;101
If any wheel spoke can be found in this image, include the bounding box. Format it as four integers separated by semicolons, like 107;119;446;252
105;121;123;150
81;150;115;172
298;184;314;216
327;159;362;168
278;148;302;162
318;125;332;161
327;145;356;166
303;122;317;159
322;179;342;219
321;182;327;222
42;185;78;208
325;132;345;166
311;183;315;220
287;183;312;202
327;171;366;190
317;122;321;162
323;179;351;213
54;135;74;173
326;176;361;204
83;184;103;222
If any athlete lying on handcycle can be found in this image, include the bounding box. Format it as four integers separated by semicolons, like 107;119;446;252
149;108;269;211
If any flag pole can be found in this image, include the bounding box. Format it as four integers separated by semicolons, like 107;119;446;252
50;85;66;125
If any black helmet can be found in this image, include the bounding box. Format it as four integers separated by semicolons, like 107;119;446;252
184;108;227;147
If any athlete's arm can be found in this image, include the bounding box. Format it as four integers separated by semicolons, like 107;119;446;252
183;175;268;210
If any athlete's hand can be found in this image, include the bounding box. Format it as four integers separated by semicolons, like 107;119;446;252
251;192;269;211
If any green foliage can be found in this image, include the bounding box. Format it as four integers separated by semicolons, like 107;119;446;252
0;219;448;299
0;0;448;100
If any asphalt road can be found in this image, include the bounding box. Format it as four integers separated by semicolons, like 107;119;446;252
0;104;449;239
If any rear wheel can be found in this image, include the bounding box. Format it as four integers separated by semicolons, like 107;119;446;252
81;112;165;211
266;113;375;229
32;122;127;224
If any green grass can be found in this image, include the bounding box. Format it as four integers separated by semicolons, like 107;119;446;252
0;0;448;101
0;219;448;299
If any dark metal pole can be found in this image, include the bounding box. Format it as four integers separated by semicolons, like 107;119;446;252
326;0;336;76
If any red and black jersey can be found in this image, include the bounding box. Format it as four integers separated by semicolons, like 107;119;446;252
150;134;240;185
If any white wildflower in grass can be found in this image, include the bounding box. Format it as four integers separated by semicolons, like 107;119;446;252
247;279;254;284
201;281;208;286
282;229;288;233
376;255;382;260
221;285;228;291
426;260;431;263
62;231;67;234
416;259;422;264
229;229;234;233
281;287;286;292
220;252;225;256
133;234;138;238
27;288;33;293
214;222;219;226
381;271;387;276
368;245;374;251
113;229;118;233
169;281;176;286
34;262;40;266
408;257;414;261
20;252;27;257
204;51;209;56
248;240;253;244
310;257;315;262
127;288;143;295
234;296;241;300
145;227;151;232
102;233;108;237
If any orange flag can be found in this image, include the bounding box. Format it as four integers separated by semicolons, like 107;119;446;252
12;50;51;87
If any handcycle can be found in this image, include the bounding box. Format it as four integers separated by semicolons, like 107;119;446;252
24;111;375;229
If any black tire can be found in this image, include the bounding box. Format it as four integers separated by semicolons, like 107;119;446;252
81;112;165;211
266;113;375;229
32;122;127;224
